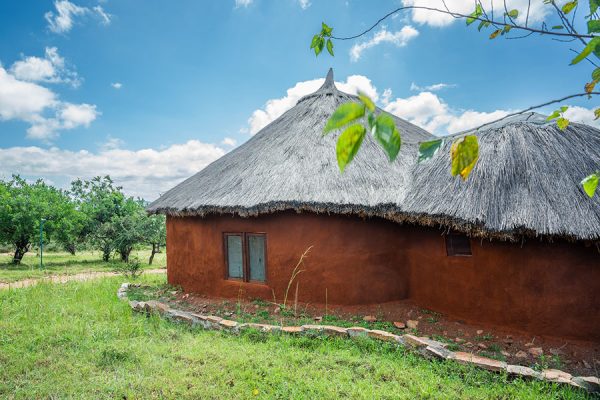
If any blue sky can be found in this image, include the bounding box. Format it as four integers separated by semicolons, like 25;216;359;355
0;0;597;199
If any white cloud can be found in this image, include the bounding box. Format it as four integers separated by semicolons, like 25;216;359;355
0;67;57;121
221;137;237;146
235;0;253;8
45;1;112;33
402;0;554;27
410;82;457;91
0;53;98;141
563;105;600;128
10;47;80;87
384;91;510;134
93;5;112;25
350;26;419;62
111;82;122;89
0;141;227;200
381;88;393;106
298;0;311;9
245;75;382;134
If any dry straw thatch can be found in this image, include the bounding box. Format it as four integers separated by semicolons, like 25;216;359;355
148;69;600;241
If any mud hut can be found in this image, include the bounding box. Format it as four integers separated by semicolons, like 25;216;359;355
148;70;600;340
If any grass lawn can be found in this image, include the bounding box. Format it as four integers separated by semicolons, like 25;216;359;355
0;249;165;283
0;274;591;399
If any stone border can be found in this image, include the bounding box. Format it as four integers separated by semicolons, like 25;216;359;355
117;283;599;393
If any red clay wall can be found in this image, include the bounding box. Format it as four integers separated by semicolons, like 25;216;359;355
166;212;600;341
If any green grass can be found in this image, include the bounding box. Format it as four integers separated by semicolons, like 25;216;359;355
0;249;165;283
0;275;592;399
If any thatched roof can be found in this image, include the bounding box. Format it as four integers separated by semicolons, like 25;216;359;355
147;69;433;218
402;113;600;241
148;70;600;241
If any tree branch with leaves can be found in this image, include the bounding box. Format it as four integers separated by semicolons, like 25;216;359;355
313;0;600;197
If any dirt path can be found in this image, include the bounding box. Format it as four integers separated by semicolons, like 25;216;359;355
0;269;166;290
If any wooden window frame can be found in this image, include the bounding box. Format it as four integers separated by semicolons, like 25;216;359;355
223;232;268;283
445;233;472;257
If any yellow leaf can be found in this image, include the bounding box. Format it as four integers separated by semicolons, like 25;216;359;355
585;80;597;94
489;29;501;39
450;135;479;180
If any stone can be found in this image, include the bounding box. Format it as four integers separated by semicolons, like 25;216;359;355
515;350;528;359
477;343;487;349
129;300;139;309
273;307;280;314
219;319;238;331
528;347;543;357
425;345;454;360
301;324;325;333
476;330;484;335
403;335;447;349
281;326;302;334
542;369;572;384
367;330;401;343
453;352;507;372
205;315;223;324
501;351;510;357
166;309;195;325
506;365;542;380
406;320;419;329
363;315;377;323
314;316;323;322
120;283;130;290
571;376;600;393
503;336;514;345
464;342;474;348
241;323;281;333
322;325;348;337
583;360;591;369
144;300;170;314
393;321;406;329
347;327;369;338
455;338;465;344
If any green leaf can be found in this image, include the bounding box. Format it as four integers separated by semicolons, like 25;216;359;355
323;102;366;134
310;34;320;49
570;37;600;64
502;25;512;34
562;0;578;14
450;135;479;180
358;92;375;112
588;20;600;33
546;111;561;121
581;173;599;197
593;67;600;81
560;106;569;112
552;25;564;29
506;9;519;18
466;4;483;25
417;139;444;163
594;108;600;119
314;36;325;56
373;114;402;162
321;22;333;37
326;39;334;56
590;0;600;14
367;112;375;129
336;124;366;172
477;20;490;31
556;117;570;130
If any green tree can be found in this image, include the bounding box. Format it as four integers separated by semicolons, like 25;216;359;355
144;214;166;265
0;176;75;264
110;198;147;262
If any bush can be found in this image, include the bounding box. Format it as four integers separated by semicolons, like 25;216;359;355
113;256;143;279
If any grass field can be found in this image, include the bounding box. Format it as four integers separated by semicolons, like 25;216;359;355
0;250;165;283
0;273;591;399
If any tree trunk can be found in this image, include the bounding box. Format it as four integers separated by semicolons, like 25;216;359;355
13;240;29;264
102;245;111;262
148;243;157;265
66;243;76;255
120;247;132;263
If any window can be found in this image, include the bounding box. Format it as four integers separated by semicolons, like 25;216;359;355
224;233;267;282
445;233;472;256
